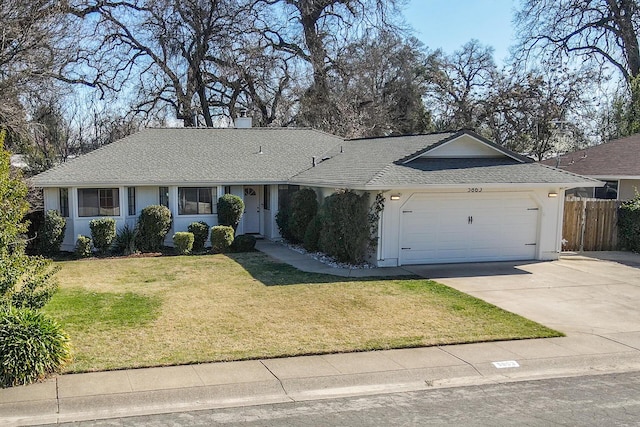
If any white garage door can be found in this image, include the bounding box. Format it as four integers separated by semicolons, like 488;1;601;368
399;193;539;265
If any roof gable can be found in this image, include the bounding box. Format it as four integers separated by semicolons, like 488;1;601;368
402;131;531;164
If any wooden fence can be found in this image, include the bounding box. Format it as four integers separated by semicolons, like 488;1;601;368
562;198;620;251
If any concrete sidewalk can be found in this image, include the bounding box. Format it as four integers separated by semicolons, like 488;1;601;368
3;335;640;426
3;245;640;426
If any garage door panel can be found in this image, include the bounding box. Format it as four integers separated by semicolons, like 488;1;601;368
399;193;539;265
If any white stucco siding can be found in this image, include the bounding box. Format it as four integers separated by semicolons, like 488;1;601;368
377;187;564;267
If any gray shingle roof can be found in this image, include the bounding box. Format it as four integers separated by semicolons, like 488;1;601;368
31;128;343;187
31;128;598;189
292;133;597;188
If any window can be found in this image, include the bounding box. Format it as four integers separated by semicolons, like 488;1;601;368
78;188;120;217
59;188;69;217
278;184;300;211
178;187;214;215
594;181;618;199
263;185;270;210
159;187;169;208
224;186;231;195
128;187;136;216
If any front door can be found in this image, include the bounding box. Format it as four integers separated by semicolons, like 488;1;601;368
243;186;260;234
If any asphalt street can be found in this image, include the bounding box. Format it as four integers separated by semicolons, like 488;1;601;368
51;370;640;426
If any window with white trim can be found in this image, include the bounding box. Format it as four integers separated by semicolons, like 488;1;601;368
78;188;120;217
178;187;215;215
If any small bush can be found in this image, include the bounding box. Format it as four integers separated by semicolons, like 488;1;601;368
37;210;66;256
210;225;234;253
0;306;71;387
619;194;640;252
217;195;244;231
173;232;194;255
318;190;370;264
289;188;318;243
89;218;116;255
113;224;138;256
188;221;209;252
230;234;257;252
75;235;92;258
136;205;172;252
303;214;322;252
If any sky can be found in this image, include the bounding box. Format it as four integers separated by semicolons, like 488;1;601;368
402;0;516;65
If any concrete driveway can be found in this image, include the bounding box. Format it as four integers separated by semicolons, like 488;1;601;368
404;252;640;338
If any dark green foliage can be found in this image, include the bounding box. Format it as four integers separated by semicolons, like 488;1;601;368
136;205;172;252
217;195;244;231
303;215;322;252
318;190;370;264
619;194;640;252
275;207;294;241
0;306;71;387
210;225;234;253
289;188;318;243
188;221;209;251
230;234;256;252
89;218;116;255
37;210;66;256
113;225;138;256
74;235;92;258
173;232;194;255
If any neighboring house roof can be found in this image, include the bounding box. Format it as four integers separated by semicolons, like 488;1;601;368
540;133;640;178
31;128;343;187
31;128;598;189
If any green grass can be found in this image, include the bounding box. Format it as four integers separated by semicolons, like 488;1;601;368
43;252;562;372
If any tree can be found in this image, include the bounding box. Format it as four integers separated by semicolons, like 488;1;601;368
425;40;497;131
331;31;433;137
515;0;640;136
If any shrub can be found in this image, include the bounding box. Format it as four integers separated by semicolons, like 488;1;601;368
210;225;234;253
318;190;370;264
113;224;138;256
303;214;322;252
217;194;244;231
619;193;640;252
0;306;71;387
37;210;66;256
136;205;172;252
230;234;257;252
74;235;92;258
289;188;318;243
1;254;59;310
173;232;194;255
188;221;209;252
275;207;294;241
89;218;116;255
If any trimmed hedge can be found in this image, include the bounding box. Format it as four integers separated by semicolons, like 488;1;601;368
75;235;92;258
89;218;116;255
289;188;318;243
230;234;256;252
136;205;172;252
37;210;66;256
303;214;322;252
318;190;370;264
217;194;244;231
188;221;209;252
0;306;71;387
210;226;234;253
619;194;640;252
173;232;194;255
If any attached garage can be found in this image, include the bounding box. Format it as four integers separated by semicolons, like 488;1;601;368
399;192;539;265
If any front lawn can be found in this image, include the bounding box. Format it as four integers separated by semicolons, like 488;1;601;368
44;252;561;372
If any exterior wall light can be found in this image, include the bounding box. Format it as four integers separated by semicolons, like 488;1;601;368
390;194;401;201
548;192;558;198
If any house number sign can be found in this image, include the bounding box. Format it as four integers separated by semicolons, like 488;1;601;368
467;187;483;193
